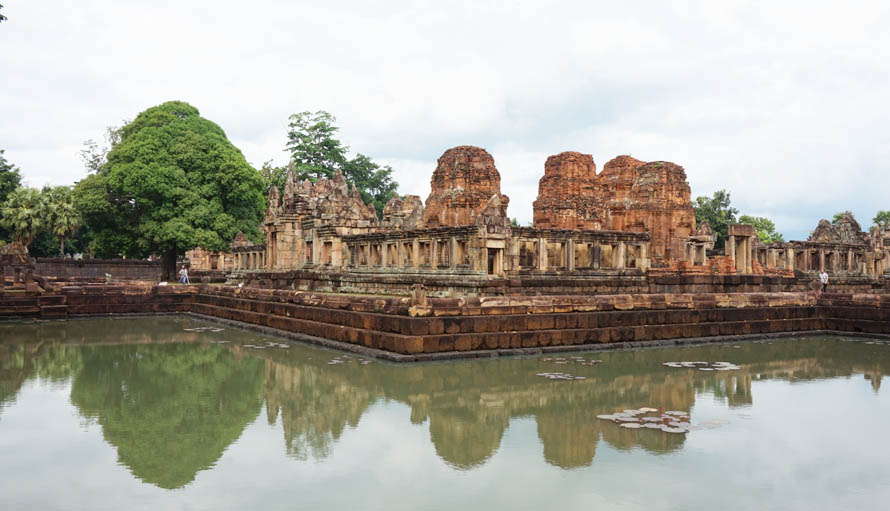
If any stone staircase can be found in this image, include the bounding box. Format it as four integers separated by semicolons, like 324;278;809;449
0;290;68;320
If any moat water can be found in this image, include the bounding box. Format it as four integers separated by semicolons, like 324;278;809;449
2;317;890;510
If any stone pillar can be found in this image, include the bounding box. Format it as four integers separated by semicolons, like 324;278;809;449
396;242;403;269
538;237;548;271
381;242;390;267
565;239;575;271
412;239;420;269
727;235;737;270
450;237;458;269
507;237;519;272
430;239;438;269
786;248;794;271
745;238;753;274
591;242;601;270
819;248;825;273
848;249;854;273
616;241;626;270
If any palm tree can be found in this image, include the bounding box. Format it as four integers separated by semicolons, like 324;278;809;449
42;186;81;255
0;187;45;247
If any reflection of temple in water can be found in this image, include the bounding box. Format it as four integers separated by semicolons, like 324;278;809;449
2;321;890;484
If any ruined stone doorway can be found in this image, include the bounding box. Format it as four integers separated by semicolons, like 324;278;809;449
487;248;503;275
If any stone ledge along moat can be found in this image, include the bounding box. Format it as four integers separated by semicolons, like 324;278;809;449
4;282;890;360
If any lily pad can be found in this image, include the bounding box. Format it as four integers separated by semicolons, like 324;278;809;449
660;426;688;434
620;423;642;429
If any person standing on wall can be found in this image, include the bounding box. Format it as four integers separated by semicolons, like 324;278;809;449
179;265;190;285
819;268;829;293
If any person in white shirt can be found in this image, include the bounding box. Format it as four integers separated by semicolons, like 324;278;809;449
819;269;829;293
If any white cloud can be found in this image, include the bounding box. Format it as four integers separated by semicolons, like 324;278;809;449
2;0;889;239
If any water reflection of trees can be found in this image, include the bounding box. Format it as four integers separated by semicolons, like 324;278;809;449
251;337;890;471
3;319;890;482
0;319;265;489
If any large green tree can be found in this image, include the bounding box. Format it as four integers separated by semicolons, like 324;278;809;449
692;189;738;249
75;101;265;278
739;214;784;244
286;111;348;180
285;110;398;218
0;149;23;242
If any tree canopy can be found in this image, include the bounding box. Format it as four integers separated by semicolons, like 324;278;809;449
739;215;784;244
0;187;44;247
0;149;23;242
285;111;398;218
42;186;81;255
74;101;265;277
692;190;738;249
874;210;890;228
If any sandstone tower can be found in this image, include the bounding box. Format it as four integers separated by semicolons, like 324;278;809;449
533;153;696;263
423;146;509;227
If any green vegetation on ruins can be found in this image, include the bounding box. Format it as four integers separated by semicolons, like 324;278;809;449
738;215;784;244
285;110;398;218
874;210;890;229
692;190;738;249
693;189;785;247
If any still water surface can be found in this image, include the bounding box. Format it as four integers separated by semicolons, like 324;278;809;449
2;317;890;510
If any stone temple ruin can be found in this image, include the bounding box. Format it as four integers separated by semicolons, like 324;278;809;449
186;145;890;295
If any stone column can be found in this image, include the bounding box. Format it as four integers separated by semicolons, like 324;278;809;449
538;237;548;270
381;242;390;267
786;248;794;271
616;241;626;270
396;242;403;269
430;239;438;269
565;239;575;271
591;242;601;270
819;248;825;273
412;239;420;269
848;249;854;273
507;238;519;272
745;238;753;274
450;237;458;269
727;235;737;271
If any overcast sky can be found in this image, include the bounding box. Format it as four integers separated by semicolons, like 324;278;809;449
2;1;889;240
